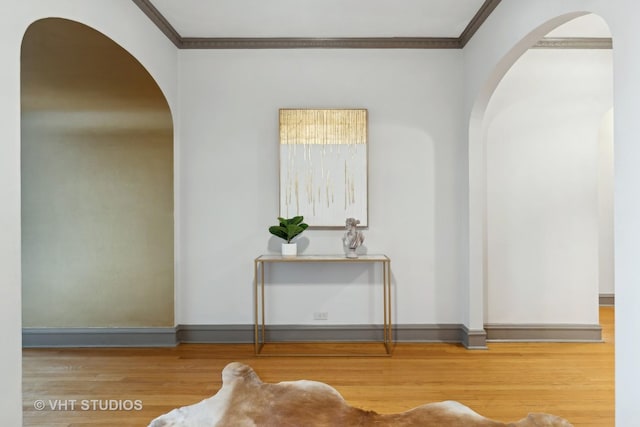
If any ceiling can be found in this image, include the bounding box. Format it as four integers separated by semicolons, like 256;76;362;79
134;1;612;50
133;0;501;49
148;0;486;38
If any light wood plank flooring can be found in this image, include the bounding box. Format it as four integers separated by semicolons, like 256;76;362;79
23;307;614;427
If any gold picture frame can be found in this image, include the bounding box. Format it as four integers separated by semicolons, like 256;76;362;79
279;108;368;228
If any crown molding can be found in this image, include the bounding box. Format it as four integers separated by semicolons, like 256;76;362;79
133;1;613;51
533;37;613;49
459;0;502;47
132;2;612;52
181;37;461;50
133;0;499;49
131;0;182;48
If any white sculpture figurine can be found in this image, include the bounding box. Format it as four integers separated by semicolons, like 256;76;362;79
343;217;364;258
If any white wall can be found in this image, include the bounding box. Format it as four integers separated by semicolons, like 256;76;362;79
177;49;466;325
598;109;614;296
607;1;640;422
0;21;22;425
484;48;612;324
0;0;178;424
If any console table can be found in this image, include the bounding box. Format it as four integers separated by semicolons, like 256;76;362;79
253;254;392;356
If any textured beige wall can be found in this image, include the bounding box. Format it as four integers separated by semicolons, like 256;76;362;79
21;19;174;327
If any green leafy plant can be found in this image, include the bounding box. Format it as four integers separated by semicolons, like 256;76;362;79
269;216;309;243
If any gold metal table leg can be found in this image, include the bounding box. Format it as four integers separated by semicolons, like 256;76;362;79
260;261;265;353
254;260;259;354
383;260;392;354
387;260;392;353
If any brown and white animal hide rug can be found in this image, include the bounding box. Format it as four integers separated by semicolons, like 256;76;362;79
148;362;573;427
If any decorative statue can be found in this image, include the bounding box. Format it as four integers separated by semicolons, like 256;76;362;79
343;217;364;258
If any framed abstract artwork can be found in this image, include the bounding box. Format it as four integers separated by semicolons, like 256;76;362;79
279;108;368;228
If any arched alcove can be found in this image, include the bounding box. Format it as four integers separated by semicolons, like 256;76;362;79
468;12;613;337
21;18;174;328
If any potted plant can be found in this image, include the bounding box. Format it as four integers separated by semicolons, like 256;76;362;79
269;216;309;256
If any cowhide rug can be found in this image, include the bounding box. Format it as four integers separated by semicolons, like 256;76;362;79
148;362;573;427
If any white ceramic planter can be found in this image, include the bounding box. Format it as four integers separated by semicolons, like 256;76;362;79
281;243;297;257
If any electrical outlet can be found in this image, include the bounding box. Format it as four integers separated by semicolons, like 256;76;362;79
313;312;328;320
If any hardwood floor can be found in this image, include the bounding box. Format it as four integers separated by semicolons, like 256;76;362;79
22;307;614;426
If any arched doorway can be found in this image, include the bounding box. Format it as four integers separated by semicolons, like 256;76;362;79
21;18;174;332
468;12;613;339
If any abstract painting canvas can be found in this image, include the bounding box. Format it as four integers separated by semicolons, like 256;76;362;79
279;109;368;228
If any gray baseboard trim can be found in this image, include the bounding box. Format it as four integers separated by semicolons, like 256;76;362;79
22;327;177;348
262;325;385;342
599;293;615;306
461;326;488;350
23;322;603;347
177;325;253;343
179;324;463;344
395;324;463;343
485;324;602;342
23;324;468;347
